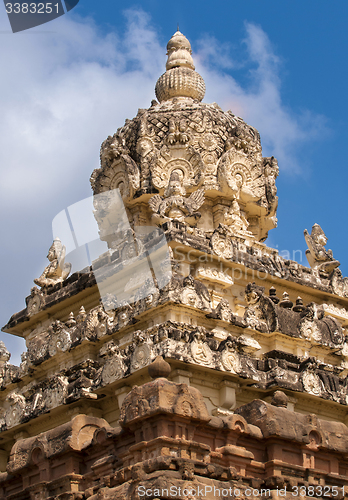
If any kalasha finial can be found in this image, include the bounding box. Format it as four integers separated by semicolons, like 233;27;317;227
148;356;171;379
155;30;205;103
166;30;195;71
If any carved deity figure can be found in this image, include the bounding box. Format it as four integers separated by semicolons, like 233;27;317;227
264;156;279;210
149;170;205;227
223;199;252;236
34;238;71;288
243;283;278;333
304;224;340;276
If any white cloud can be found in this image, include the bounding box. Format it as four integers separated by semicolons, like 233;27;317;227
0;11;325;364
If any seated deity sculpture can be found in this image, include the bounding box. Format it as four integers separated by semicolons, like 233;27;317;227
149;170;205;227
304;224;340;276
34;238;71;288
223;199;252;236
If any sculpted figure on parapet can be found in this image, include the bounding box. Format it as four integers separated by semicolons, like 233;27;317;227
304;224;340;277
222;198;253;237
34;238;71;288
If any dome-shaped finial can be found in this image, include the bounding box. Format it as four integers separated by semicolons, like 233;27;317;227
155;30;205;103
166;30;195;71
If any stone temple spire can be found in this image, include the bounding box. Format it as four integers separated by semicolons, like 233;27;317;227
155;30;206;103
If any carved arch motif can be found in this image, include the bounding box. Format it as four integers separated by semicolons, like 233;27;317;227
92;155;140;200
150;145;204;190
218;151;252;193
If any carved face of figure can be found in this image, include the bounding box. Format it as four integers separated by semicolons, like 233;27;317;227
245;290;259;305
168;179;182;196
47;245;57;262
235;173;243;188
265;165;278;179
165;170;186;197
136;137;152;157
316;234;328;246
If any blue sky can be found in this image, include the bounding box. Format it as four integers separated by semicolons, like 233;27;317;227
0;0;347;364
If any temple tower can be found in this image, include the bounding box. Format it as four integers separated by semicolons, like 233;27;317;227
1;31;348;499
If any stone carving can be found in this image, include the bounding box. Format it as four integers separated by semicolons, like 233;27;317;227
191;329;213;366
2;315;348;435
48;320;72;357
167;119;190;145
34;238;71;288
26;287;44;316
302;370;322;396
150;145;204;191
91;135;140;200
211;229;233;259
219;157;253;197
180;275;200;308
243;283;277;333
45;375;69;410
6;30;348;500
240;284;344;348
225;124;261;155
298;303;344;346
130;343;151;372
130;331;152;373
331;269;348;298
5;391;26;428
212;299;234;322
299;317;321;342
159;274;212;312
115;303;135;330
0;341;10;365
101;354;125;385
264;156;279;212
19;352;31;378
221;340;241;374
195;265;233;287
323;303;348;325
83;28;281;245
304;224;340;277
238;335;261;353
84;305;111;341
149;170;205;227
77;305;87;323
222;199;253;237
